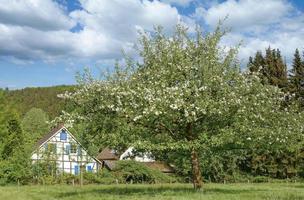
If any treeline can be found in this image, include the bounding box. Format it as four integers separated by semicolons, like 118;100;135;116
248;47;304;105
4;85;75;118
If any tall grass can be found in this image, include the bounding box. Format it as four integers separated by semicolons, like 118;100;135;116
1;183;304;200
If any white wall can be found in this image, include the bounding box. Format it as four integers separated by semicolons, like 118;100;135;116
31;127;100;175
119;147;155;162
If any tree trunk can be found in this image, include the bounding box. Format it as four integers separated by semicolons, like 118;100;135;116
191;149;203;190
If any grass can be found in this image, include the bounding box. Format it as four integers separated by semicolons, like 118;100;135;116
1;182;304;200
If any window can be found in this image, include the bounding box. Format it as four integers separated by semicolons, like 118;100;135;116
87;166;92;172
70;144;77;154
65;145;70;155
74;165;79;175
60;130;67;140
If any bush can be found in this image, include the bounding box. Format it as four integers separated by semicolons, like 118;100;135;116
252;176;270;183
0;178;8;186
113;160;176;184
95;169;119;184
0;159;179;185
59;173;77;184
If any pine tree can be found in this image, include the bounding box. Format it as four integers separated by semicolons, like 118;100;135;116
248;47;287;89
2;114;24;159
21;108;49;144
247;56;254;71
274;49;288;89
290;49;304;105
248;51;264;73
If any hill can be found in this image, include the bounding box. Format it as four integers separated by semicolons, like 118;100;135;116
4;85;75;119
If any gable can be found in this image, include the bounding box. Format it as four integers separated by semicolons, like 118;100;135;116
33;125;101;164
35;124;64;147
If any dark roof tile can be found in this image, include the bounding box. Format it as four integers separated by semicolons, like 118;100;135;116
97;147;119;161
35;124;64;147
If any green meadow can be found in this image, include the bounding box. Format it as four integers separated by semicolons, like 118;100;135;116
1;183;304;200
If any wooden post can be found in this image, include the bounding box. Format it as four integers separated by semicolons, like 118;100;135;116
80;165;83;187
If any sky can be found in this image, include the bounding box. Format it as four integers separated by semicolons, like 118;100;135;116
0;0;304;89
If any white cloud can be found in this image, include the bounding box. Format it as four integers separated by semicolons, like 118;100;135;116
0;0;75;30
196;0;293;32
70;0;180;37
0;0;303;69
194;0;304;66
0;24;74;60
221;26;304;66
0;0;184;62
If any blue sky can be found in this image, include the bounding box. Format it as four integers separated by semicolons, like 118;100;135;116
0;0;304;89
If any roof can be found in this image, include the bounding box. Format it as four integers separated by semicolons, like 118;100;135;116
97;147;119;161
35;124;64;147
103;160;117;170
143;161;175;173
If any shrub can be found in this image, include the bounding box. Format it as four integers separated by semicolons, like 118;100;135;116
252;176;269;183
59;173;77;184
95;169;119;184
113;160;176;184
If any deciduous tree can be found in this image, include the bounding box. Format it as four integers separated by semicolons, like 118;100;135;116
62;25;304;189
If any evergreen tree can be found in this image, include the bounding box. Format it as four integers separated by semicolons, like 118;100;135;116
21;108;49;144
248;51;264;73
0;112;33;184
248;47;287;89
2;114;24;159
274;49;288;89
247;56;254;71
290;49;304;105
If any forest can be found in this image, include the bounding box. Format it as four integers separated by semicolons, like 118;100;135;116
1;25;304;190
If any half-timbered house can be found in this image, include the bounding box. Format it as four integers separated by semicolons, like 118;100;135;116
31;124;101;175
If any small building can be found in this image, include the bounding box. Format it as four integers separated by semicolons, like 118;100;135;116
97;147;174;173
31;124;101;175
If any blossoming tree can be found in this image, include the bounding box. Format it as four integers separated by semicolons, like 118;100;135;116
61;25;304;189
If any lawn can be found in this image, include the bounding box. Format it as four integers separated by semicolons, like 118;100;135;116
1;182;304;200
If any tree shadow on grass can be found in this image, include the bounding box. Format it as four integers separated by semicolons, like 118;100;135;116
56;185;267;198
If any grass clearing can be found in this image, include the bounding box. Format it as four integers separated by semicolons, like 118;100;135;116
1;182;304;200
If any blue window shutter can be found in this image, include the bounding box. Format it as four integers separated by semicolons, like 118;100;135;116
87;166;92;172
60;130;67;140
65;145;70;155
75;165;79;175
